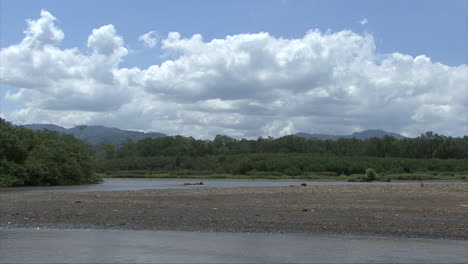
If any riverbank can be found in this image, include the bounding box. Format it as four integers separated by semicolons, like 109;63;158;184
101;171;468;181
1;184;467;239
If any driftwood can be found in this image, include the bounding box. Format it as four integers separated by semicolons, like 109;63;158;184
183;182;204;186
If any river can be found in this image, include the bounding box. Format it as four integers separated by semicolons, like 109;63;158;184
1;178;466;194
1;228;467;263
2;179;466;263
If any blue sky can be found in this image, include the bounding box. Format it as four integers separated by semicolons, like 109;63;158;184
0;0;467;138
2;0;466;66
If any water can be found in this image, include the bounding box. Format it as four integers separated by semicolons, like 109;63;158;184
1;178;465;194
2;181;466;262
1;229;466;263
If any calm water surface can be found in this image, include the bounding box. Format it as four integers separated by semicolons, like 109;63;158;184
1;178;466;194
1;228;467;263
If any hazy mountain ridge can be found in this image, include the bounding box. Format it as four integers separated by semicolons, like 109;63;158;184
22;124;167;146
293;129;405;140
23;124;405;146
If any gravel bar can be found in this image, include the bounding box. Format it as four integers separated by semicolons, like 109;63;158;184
1;184;467;239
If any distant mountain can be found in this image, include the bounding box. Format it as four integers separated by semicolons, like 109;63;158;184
22;124;167;146
294;132;341;141
293;129;405;140
348;130;405;140
23;124;68;134
22;124;404;146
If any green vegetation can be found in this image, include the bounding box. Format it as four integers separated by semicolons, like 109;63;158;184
93;132;468;181
95;153;468;176
2;117;467;187
364;168;378;181
0;119;96;187
97;133;468;160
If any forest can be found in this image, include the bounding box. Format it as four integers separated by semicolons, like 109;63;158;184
1;117;468;187
95;131;468;180
0;119;96;187
98;133;468;160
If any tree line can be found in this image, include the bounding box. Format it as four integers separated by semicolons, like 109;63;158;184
2;115;467;187
96;153;468;177
0;119;95;187
94;132;468;176
98;132;468;160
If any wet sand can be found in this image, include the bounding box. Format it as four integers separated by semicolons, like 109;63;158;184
1;184;467;239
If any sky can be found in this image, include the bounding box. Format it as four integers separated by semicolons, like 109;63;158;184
0;0;467;139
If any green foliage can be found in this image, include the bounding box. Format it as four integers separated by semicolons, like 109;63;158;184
284;167;302;176
383;173;437;181
364;168;377;181
98;143;116;159
94;131;468;161
94;152;468;178
0;118;95;187
5;116;467;185
92;131;468;179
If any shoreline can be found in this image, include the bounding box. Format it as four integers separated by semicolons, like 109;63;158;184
2;222;466;241
1;178;466;195
100;173;468;182
2;225;465;243
1;184;467;240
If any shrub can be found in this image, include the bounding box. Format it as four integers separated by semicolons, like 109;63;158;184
364;168;377;181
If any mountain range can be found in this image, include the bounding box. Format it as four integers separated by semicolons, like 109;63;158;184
22;124;167;147
22;124;405;146
293;130;405;140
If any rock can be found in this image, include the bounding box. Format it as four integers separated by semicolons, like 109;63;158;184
300;183;307;186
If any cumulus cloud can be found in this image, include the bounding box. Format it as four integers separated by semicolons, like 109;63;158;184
359;18;368;25
1;10;467;138
138;30;159;48
0;10;129;113
23;9;64;48
88;24;127;57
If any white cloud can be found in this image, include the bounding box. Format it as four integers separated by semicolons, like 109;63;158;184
1;11;467;138
138;31;159;48
88;24;127;57
359;18;368;25
0;11;130;113
23;9;64;48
